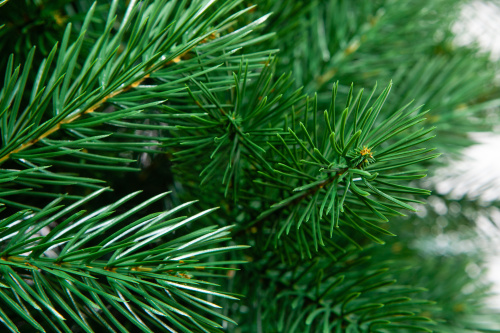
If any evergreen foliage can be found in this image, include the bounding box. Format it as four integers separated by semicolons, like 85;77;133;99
1;0;499;332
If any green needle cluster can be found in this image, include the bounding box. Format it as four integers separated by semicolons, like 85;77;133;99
0;0;499;332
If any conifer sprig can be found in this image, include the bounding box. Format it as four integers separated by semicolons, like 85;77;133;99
0;0;272;208
1;0;499;332
255;82;438;252
0;190;246;333
165;58;305;198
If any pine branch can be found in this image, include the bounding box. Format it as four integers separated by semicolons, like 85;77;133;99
2;1;500;332
0;53;188;165
249;82;437;252
0;0;234;163
165;57;304;199
0;189;246;332
0;0;273;208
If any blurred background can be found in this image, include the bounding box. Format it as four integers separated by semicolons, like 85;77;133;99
446;0;500;310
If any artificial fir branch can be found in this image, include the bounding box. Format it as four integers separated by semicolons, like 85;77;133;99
0;190;247;332
0;0;276;209
1;0;500;332
248;83;437;250
0;50;191;165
